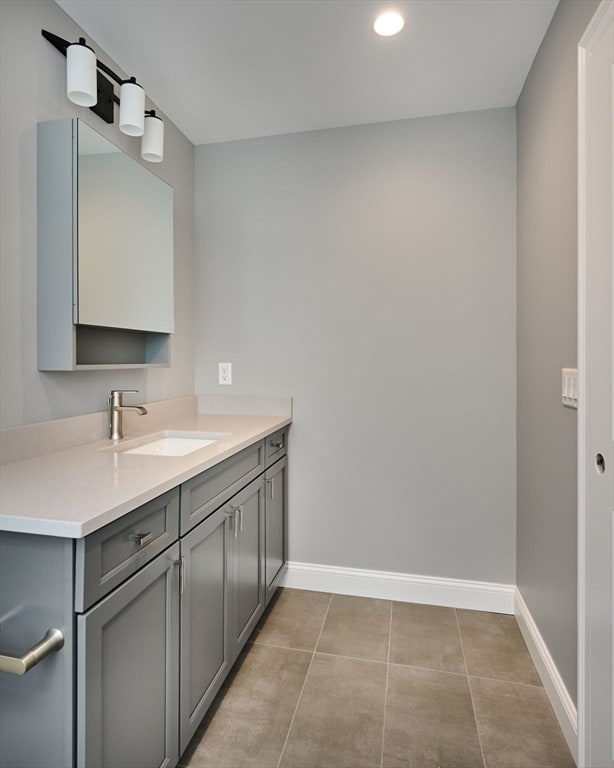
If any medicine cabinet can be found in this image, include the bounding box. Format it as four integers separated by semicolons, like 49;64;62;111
37;119;174;370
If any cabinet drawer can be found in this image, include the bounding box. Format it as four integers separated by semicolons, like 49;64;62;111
75;488;180;612
180;442;265;534
265;428;288;467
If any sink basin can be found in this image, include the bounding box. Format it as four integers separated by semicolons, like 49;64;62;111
124;436;216;456
111;431;229;457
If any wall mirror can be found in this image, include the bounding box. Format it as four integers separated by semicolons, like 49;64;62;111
77;121;174;333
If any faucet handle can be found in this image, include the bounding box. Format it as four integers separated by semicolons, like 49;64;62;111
110;389;138;403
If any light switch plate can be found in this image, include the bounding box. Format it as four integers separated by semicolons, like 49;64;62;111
562;368;578;408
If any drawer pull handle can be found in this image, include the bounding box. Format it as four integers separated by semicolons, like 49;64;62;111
130;532;153;548
0;628;64;676
270;441;283;449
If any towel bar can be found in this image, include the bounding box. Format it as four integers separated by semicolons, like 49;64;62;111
0;628;64;675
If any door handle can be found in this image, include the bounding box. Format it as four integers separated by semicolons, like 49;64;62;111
226;507;239;538
172;556;185;594
595;453;605;474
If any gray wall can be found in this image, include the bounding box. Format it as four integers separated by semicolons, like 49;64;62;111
195;108;517;583
0;0;195;429
516;0;600;705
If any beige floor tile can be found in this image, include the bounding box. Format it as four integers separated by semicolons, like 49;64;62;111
254;588;331;651
457;609;541;685
383;664;484;768
316;593;391;661
279;653;387;768
470;676;575;768
181;643;312;768
389;602;466;673
181;594;566;768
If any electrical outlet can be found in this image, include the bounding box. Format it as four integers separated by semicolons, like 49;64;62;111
218;362;232;385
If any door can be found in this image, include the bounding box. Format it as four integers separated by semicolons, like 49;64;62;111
77;544;180;768
229;476;265;659
265;456;288;605
578;2;614;766
179;506;231;753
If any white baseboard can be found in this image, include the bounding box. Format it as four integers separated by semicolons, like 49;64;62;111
515;588;578;763
281;561;515;614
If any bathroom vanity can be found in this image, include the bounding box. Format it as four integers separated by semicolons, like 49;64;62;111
0;417;289;768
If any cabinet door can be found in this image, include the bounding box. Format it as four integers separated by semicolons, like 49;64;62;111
77;543;180;768
265;455;288;606
228;476;265;659
179;506;231;753
0;533;75;768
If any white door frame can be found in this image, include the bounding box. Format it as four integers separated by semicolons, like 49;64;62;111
577;1;614;766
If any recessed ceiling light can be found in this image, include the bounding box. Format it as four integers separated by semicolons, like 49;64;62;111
373;11;405;37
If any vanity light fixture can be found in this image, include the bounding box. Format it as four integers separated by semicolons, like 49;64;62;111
41;30;164;163
119;77;145;136
373;11;405;37
66;38;97;106
142;110;165;163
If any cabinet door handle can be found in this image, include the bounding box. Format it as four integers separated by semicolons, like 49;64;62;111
130;532;153;548
226;507;239;538
266;478;274;500
173;557;185;594
0;628;64;676
238;506;243;533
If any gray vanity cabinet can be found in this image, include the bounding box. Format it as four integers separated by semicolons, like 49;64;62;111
179;442;264;534
265;454;288;606
227;475;266;658
179;506;231;752
76;543;180;768
178;474;265;753
1;430;287;768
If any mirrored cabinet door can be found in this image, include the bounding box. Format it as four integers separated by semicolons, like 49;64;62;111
77;122;174;334
37;119;174;370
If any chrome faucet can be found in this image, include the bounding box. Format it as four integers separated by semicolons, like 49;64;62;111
108;389;148;441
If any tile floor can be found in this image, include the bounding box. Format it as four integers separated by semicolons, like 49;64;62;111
179;588;575;768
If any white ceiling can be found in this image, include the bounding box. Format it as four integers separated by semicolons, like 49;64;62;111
55;0;558;146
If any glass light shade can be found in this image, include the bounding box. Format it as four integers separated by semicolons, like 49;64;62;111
119;79;145;136
373;12;405;36
141;114;164;163
66;41;97;107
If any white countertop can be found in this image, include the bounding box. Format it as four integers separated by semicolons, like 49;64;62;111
0;413;290;538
